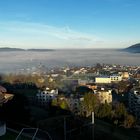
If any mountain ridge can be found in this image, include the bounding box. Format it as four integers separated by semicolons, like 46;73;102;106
0;47;54;52
124;43;140;53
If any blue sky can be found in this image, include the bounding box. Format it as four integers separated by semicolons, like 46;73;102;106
0;0;140;49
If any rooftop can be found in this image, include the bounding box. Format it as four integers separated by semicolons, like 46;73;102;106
4;94;14;100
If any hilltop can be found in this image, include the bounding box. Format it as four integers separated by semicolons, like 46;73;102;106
0;47;54;52
0;47;25;51
124;43;140;53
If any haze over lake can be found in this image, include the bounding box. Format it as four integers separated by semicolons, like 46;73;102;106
0;49;140;73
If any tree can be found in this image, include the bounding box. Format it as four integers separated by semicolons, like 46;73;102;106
0;86;7;105
76;86;93;94
124;114;136;128
51;98;58;106
117;81;130;93
110;103;128;126
95;102;112;118
114;103;127;119
60;100;69;110
81;93;98;117
114;119;119;126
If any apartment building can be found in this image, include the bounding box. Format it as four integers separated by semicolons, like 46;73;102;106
129;88;140;120
67;96;84;115
36;88;58;107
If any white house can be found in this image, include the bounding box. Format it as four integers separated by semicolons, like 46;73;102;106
96;89;112;103
118;71;129;79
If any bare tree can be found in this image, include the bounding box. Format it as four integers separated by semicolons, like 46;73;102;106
0;85;7;104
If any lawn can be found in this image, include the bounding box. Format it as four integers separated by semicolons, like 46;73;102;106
94;119;140;140
0;130;18;140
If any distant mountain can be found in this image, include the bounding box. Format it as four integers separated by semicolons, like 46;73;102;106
0;47;25;51
124;43;140;53
0;47;54;52
27;49;53;51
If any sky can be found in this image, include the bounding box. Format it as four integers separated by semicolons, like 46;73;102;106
0;0;140;49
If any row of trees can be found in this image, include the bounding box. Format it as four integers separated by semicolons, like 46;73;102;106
80;93;136;128
1;74;61;88
1;74;46;87
51;93;136;128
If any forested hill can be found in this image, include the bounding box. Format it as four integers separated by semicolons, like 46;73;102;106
0;47;25;51
124;43;140;53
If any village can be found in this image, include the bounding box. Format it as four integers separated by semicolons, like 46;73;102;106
0;63;140;139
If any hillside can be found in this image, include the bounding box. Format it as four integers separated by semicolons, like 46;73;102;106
0;47;25;51
124;43;140;53
0;47;54;52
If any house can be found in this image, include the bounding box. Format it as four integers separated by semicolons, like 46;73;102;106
86;83;97;90
96;89;112;103
118;71;129;79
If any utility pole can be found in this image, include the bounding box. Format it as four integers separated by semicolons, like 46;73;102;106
91;112;94;140
92;112;94;124
64;117;66;140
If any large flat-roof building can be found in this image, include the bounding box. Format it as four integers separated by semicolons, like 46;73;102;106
95;75;122;84
95;76;111;84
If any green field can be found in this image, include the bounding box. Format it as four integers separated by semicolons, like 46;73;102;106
95;119;140;140
0;130;18;140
